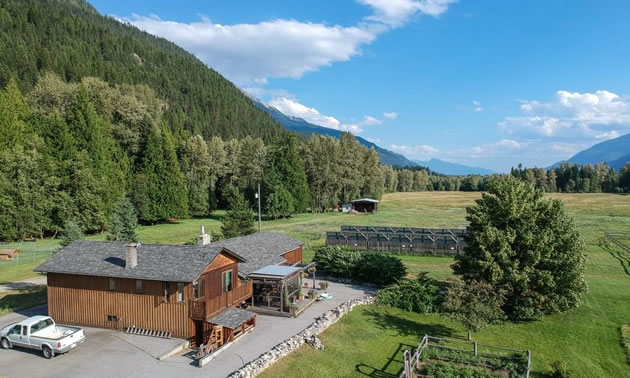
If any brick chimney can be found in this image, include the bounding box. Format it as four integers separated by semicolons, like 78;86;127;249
125;243;138;269
197;226;211;246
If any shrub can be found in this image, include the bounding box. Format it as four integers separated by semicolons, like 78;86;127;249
424;362;501;378
442;280;505;339
377;279;441;313
319;281;329;291
314;246;361;278
550;361;572;378
356;253;407;286
313;246;406;286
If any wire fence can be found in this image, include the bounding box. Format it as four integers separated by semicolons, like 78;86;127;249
0;250;54;266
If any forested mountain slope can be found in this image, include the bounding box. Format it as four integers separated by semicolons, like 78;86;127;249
0;0;283;140
553;133;630;170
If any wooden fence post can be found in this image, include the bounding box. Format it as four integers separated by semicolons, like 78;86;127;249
474;341;478;356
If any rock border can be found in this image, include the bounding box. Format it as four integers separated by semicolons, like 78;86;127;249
227;295;376;378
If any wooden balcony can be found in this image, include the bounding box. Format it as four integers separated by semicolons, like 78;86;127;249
190;280;253;321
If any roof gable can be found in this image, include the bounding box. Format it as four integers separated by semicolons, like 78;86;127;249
35;240;228;282
208;232;303;276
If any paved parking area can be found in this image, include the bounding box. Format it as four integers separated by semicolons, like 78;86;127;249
0;281;373;378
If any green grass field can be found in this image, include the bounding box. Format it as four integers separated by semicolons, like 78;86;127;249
1;192;629;377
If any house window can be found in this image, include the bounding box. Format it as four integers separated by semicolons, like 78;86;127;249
177;283;185;302
107;315;118;322
164;282;172;302
193;279;205;299
108;278;116;292
135;280;143;294
222;270;233;293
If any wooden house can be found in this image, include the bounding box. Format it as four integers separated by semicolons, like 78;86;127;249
35;230;303;347
0;249;19;261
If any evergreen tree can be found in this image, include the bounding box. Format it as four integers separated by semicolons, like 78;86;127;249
134;126;188;222
107;198;138;242
179;135;211;216
266;134;311;213
620;163;630;192
60;220;83;248
453;176;587;320
220;190;255;239
0;77;30;149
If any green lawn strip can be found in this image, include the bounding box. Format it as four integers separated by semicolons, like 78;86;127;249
0;286;47;316
622;324;630;363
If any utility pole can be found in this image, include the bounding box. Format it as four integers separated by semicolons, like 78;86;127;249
256;183;262;232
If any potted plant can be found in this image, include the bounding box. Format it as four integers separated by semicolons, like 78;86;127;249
308;289;317;299
308;266;317;288
298;285;304;301
319;281;329;292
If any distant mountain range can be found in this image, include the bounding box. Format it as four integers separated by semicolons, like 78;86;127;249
252;100;416;167
554;133;630;170
412;159;495;175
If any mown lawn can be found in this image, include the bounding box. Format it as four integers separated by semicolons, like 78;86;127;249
259;192;630;378
1;192;629;377
0;286;47;316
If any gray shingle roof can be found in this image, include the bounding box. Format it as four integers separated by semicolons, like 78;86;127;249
208;307;255;329
34;240;235;282
208;232;303;276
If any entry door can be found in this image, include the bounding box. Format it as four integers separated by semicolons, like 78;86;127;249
194;320;204;347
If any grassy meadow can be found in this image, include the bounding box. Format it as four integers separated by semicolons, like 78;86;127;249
1;192;630;376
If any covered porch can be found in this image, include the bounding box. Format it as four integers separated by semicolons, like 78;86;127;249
247;263;319;317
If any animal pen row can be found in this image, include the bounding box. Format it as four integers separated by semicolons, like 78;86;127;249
326;226;467;256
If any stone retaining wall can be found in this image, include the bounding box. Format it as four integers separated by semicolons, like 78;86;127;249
227;295;376;378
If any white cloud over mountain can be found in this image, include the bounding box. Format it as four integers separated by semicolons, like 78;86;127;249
499;90;630;140
268;97;382;134
390;144;440;158
127;1;456;84
130;15;376;84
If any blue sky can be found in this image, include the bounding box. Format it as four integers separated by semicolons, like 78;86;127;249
90;0;630;172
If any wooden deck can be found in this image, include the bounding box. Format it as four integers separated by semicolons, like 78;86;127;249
191;280;253;321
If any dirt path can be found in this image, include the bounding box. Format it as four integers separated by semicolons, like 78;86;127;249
0;275;46;292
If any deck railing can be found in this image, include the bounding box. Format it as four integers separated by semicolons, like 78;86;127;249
190;280;253;320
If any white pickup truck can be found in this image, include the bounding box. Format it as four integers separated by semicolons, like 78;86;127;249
0;315;85;359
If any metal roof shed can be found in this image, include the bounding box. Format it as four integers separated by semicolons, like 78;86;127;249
351;198;379;213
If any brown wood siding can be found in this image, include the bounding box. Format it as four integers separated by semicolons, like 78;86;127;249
203;263;237;299
47;273;191;338
282;246;303;265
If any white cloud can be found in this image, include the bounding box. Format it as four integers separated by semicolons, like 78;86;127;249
495;139;522;149
390;144;439;158
125;0;456;85
269;97;341;129
358;0;457;27
360;115;382;126
129;15;377;84
472;100;484;112
501;90;630;139
383;112;398;119
366;137;382;143
267;97;375;134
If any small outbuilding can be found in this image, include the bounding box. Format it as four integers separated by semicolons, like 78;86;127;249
351;198;379;213
0;249;19;261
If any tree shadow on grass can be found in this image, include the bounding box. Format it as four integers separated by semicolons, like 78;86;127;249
362;308;455;338
599;238;630;276
355;342;414;378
